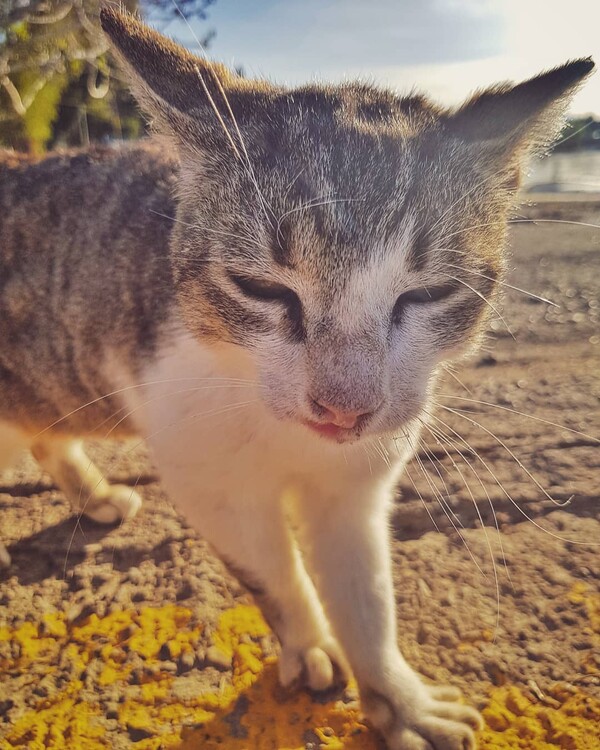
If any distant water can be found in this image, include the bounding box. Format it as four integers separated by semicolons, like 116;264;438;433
524;150;600;193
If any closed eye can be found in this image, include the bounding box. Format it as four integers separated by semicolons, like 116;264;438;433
229;273;304;339
392;282;457;325
230;274;293;301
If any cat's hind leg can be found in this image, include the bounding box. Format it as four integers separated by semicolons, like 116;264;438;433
31;438;142;524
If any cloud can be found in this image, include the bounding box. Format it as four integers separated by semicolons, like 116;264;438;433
175;0;599;114
194;0;504;79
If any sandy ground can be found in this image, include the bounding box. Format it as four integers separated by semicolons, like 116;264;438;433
0;196;599;749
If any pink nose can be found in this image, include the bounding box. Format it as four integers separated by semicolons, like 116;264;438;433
310;397;373;429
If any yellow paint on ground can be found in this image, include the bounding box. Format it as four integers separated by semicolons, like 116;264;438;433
0;605;374;749
1;589;599;749
480;685;600;750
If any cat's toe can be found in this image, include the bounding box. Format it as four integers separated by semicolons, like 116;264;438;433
364;682;482;750
278;640;348;692
82;485;142;524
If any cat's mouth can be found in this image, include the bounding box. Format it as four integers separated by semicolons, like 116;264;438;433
302;420;361;443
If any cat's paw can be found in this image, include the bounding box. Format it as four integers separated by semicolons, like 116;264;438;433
278;639;349;692
82;485;142;524
362;682;483;750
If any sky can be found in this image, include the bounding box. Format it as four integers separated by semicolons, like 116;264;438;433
164;0;600;116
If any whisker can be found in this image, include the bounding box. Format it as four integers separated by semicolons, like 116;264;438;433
394;434;442;534
440;261;559;308
441;363;473;395
417;423;492;576
423;415;513;578
430;406;599;546
441;272;515;339
420;418;503;634
437;403;571;507
437;394;600;445
32;376;255;439
440;217;600;244
276;196;363;240
148;209;270;250
401;459;442;535
361;443;374;476
413;433;485;575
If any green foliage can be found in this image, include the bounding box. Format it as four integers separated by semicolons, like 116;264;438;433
0;0;216;152
21;69;69;151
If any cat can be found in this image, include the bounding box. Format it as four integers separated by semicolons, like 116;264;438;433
0;7;594;749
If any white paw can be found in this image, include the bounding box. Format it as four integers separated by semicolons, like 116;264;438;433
82;485;142;524
363;682;483;750
278;639;349;692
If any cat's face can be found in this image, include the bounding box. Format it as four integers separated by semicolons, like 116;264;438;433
100;7;593;442
170;90;506;442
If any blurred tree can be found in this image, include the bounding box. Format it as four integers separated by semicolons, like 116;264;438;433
0;0;216;152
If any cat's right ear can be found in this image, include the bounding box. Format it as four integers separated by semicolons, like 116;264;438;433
445;59;595;158
100;6;260;145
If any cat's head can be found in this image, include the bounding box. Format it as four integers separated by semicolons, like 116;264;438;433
101;8;593;443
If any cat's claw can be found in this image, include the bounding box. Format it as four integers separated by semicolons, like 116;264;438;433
363;682;483;750
81;485;142;524
278;639;349;692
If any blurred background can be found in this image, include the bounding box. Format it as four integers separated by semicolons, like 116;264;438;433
1;0;599;190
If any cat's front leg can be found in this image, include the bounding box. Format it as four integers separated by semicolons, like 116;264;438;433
153;459;347;690
297;472;482;750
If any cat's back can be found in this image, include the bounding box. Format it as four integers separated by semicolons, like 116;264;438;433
0;140;178;254
0;141;180;433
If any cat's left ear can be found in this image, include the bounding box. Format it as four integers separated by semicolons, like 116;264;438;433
100;6;269;148
445;59;595;161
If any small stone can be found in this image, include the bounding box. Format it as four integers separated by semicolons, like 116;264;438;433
129;668;144;685
416;623;432;644
178;651;196;673
0;699;14;718
176;579;196;601
66;599;95;624
439;632;458;649
526;645;546;662
159;641;177;661
161;661;178;674
126;567;142;585
476;354;497;367
205;646;232;671
484;659;507;686
106;703;119;720
91;572;112;588
126;724;154;742
417;578;432;599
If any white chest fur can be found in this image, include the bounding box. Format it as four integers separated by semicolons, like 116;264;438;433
113;325;406;531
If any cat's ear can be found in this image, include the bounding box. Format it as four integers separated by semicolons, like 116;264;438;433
99;6;262;144
446;59;595;157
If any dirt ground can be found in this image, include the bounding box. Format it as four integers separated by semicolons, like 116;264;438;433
1;196;599;750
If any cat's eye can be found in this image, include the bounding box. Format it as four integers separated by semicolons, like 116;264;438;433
230;274;293;301
392;282;457;325
230;274;304;338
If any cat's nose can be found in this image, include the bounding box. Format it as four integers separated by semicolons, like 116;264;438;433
309;397;374;429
